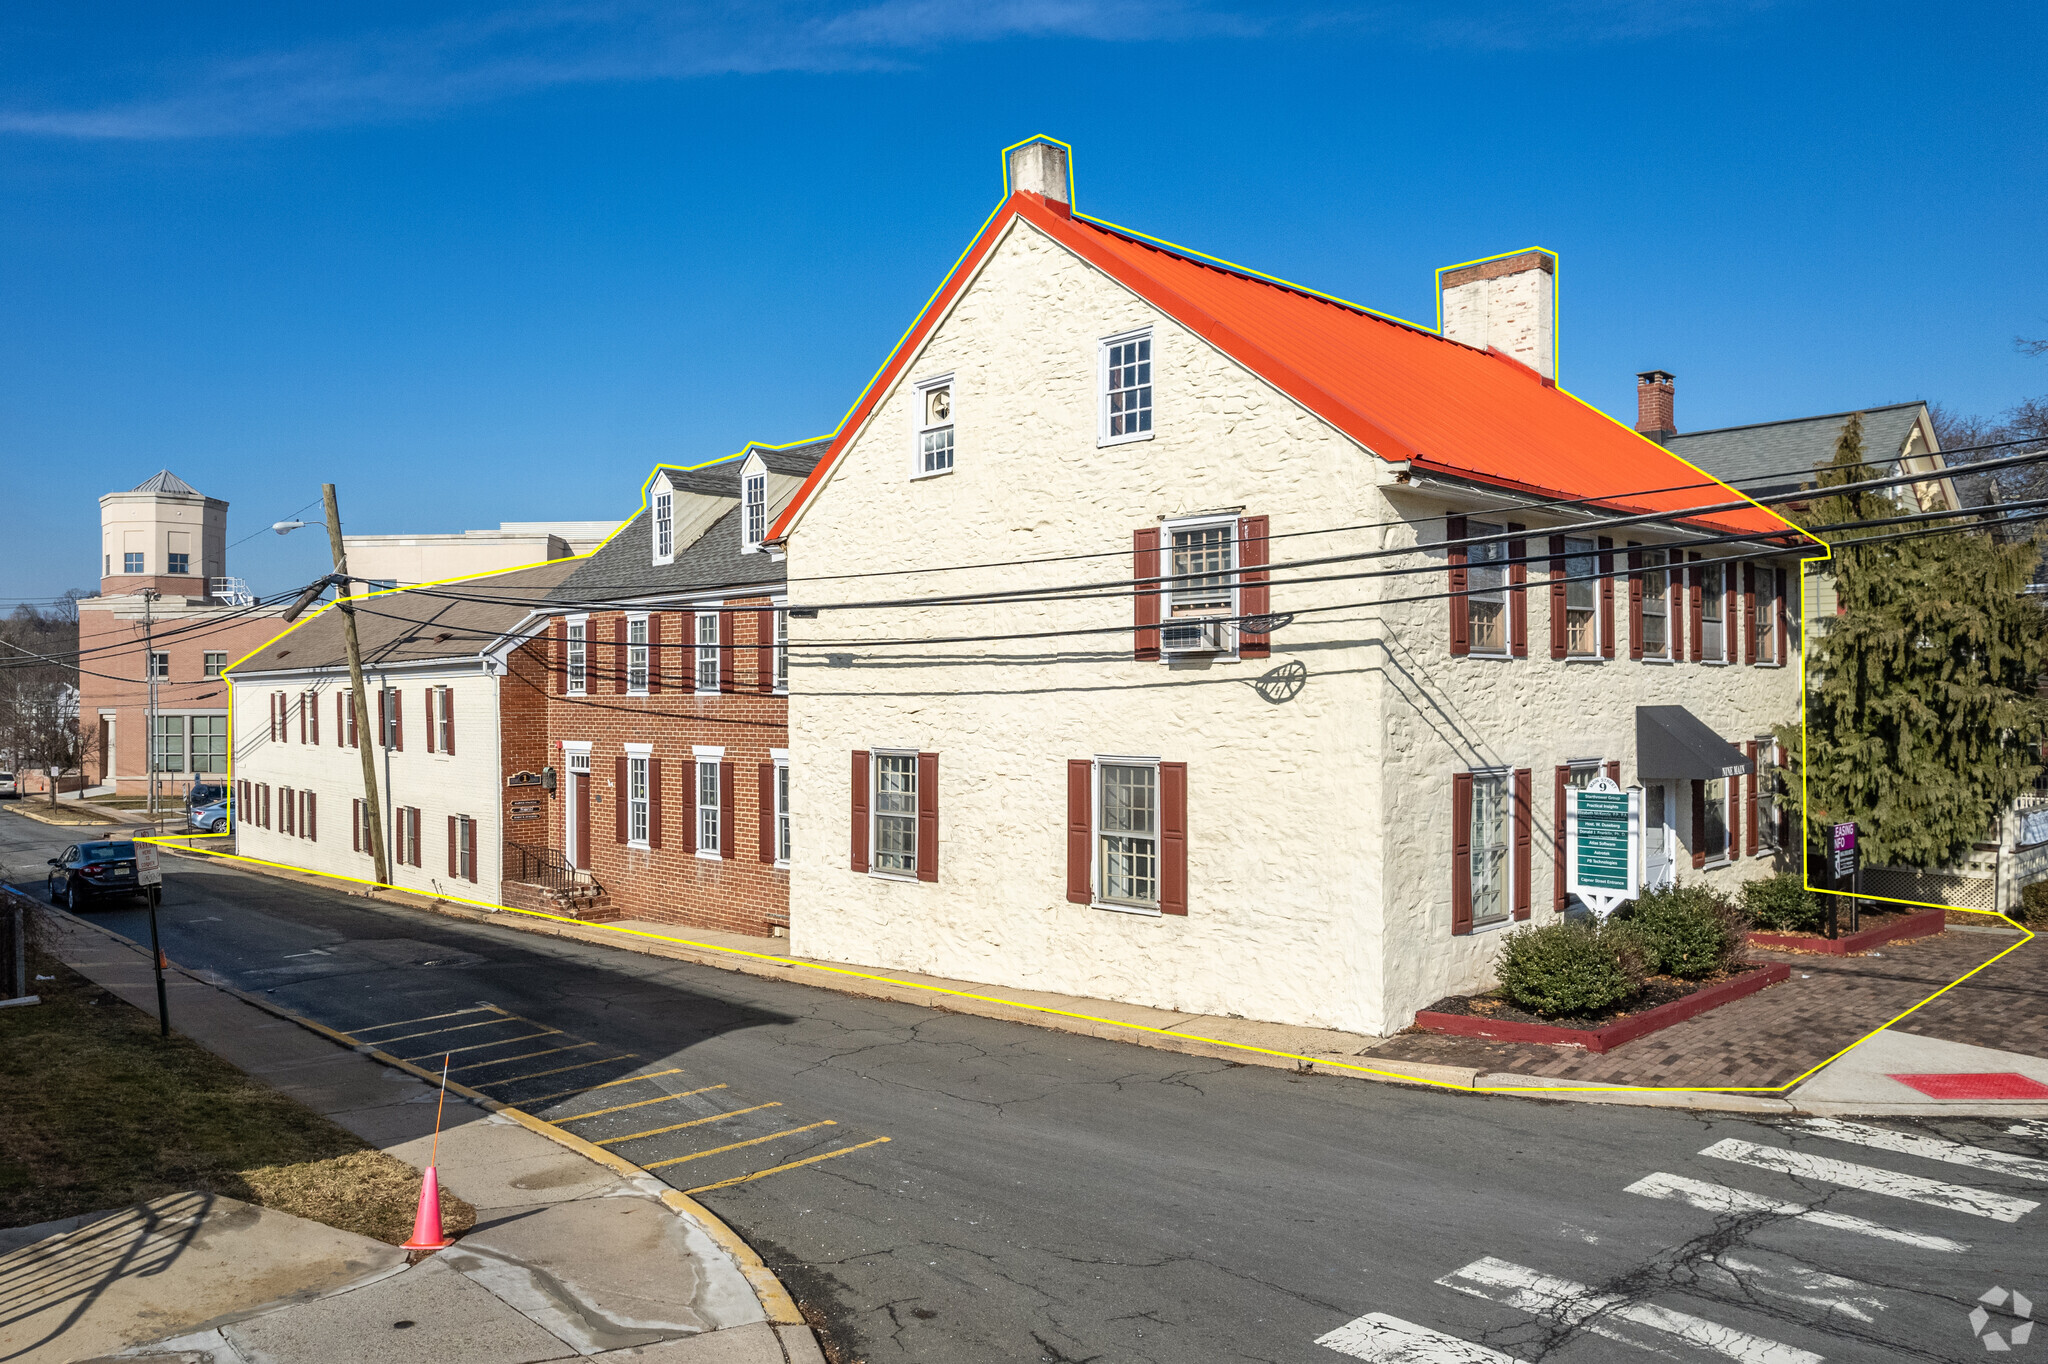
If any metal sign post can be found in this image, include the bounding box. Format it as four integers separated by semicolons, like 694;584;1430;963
136;842;169;1038
1567;776;1641;922
1830;822;1858;941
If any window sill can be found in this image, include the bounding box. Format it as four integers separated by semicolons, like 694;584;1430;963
695;849;721;861
1699;658;1730;667
867;869;920;884
774;859;791;871
1564;655;1605;664
910;466;955;482
627;689;649;698
1754;661;1785;669
1465;650;1514;661
1097;431;1154;449
1093;900;1162;917
627;840;651;852
1639;655;1674;665
694;688;721;698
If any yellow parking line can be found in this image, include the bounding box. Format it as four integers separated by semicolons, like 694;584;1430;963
450;1042;593;1073
683;1138;893;1195
352;1005;504;1032
360;1015;532;1046
596;1103;782;1147
521;1068;686;1106
556;1084;728;1123
398;1029;558;1062
643;1121;837;1170
474;1054;637;1086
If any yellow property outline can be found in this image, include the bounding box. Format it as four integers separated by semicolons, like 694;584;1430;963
132;141;2038;1103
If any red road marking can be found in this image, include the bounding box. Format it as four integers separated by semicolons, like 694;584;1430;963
1888;1072;2048;1100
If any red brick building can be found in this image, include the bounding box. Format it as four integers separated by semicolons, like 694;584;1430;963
500;442;824;935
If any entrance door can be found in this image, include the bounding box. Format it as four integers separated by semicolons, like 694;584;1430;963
1643;782;1676;888
565;749;593;871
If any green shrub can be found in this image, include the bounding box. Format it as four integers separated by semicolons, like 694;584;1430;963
2019;880;2048;927
1741;872;1826;933
1494;922;1645;1019
1619;883;1744;979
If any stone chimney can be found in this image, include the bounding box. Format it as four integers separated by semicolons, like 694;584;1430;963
1438;249;1556;381
1635;370;1676;442
1006;138;1070;213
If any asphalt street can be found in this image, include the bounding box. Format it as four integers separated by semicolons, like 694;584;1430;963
5;808;2044;1364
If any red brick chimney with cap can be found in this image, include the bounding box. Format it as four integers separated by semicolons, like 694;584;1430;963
1635;370;1676;443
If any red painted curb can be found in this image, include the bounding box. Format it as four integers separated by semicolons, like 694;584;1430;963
1414;963;1792;1054
1745;907;1946;957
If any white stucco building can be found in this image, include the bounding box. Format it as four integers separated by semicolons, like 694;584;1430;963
767;139;1811;1037
227;560;577;903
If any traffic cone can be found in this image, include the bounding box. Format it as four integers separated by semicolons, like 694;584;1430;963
402;1165;454;1251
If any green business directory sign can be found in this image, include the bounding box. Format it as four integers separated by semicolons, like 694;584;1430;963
1566;777;1641;919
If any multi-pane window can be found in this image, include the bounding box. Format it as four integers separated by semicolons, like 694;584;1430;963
775;761;792;864
1755;740;1779;849
1098;762;1158;908
628;755;650;846
1644;784;1669;881
695;612;719;691
124;552;144;574
773;609;788;692
1639;549;1669;659
203;651;226;677
918;382;954;475
873;754;918;875
149;652;169;679
1466;521;1508;655
455;815;476;880
1703;777;1729;861
1164;523;1234;651
1563;537;1598;656
432;687;452;752
744;471;769;544
654;490;674;559
566;619;587;694
189;716;227;774
696;759;720;853
1103;333;1152;440
168;552;190;575
1754;569;1778;665
1701;563;1726;661
627;616;649;693
1469;770;1512;926
150;715;185;773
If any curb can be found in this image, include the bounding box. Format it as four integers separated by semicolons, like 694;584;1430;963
26;895;812;1337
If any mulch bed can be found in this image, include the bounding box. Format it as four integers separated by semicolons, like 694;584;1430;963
1420;968;1748;1033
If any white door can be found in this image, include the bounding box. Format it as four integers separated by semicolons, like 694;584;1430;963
1643;782;1676;888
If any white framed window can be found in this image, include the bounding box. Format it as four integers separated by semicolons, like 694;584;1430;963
168;552;190;575
1754;567;1778;665
743;470;768;547
432;686;452;753
455;814;476;881
695;749;722;856
1096;759;1160;911
772;751;791;867
1468;768;1512;927
913;374;954;477
1100;329;1153;444
695;611;720;692
203;651;227;677
1639;548;1670;660
1466;521;1508;655
626;614;649;694
773;607;789;693
1702;776;1730;863
1563;536;1599;657
1701;562;1726;662
149;652;170;679
653;488;674;563
189;715;227;774
1161;516;1236;655
872;752;918;875
150;715;185;773
566;616;588;695
124;552;144;574
626;749;650;848
1755;738;1779;849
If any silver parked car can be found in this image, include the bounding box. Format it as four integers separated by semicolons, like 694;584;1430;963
188;797;231;834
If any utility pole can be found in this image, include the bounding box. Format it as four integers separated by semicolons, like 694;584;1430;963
141;589;160;820
323;485;391;885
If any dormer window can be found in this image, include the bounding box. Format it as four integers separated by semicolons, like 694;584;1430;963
914;374;954;477
653;487;674;564
744;471;767;550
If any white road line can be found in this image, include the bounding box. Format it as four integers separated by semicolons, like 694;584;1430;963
1438;1256;1821;1364
1704;1251;1890;1326
1315;1313;1521;1362
1790;1118;2048;1182
2008;1119;2048;1140
1626;1171;1970;1252
1701;1138;2039;1222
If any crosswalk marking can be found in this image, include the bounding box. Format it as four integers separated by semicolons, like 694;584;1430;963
1626;1171;1969;1252
1790;1118;2048;1183
1701;1138;2039;1222
1701;1252;1890;1326
1315;1312;1520;1362
2008;1119;2048;1140
1438;1257;1821;1364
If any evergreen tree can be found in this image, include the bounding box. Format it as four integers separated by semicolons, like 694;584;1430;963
1788;414;2048;869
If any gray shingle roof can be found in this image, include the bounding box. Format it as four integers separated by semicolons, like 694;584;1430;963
132;470;200;495
1662;402;1928;497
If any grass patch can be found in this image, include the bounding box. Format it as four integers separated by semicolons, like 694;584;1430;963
0;946;473;1244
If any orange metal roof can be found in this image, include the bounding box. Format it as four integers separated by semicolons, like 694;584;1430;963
772;194;1799;542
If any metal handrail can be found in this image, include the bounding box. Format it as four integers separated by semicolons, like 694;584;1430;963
503;840;601;895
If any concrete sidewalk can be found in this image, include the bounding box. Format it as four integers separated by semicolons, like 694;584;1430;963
9;905;824;1364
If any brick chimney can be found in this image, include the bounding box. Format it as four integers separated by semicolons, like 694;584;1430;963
1635;370;1676;442
1438;249;1556;381
1006;138;1070;214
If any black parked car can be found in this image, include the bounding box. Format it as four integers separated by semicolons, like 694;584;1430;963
186;782;227;811
47;841;142;907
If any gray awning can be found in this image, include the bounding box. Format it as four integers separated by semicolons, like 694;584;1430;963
1636;706;1754;780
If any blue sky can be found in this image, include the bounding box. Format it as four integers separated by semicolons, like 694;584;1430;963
2;1;2042;604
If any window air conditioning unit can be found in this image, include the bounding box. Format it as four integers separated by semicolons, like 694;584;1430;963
1161;619;1230;655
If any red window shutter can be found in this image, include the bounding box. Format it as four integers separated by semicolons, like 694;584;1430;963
1133;528;1162;661
648;614;663;695
335;692;343;744
649;757;663;851
759;763;777;863
718;612;736;693
1598;537;1616;659
915;752;938;882
424;690;436;753
309;693;319;745
615;755;629;843
1507;523;1528;657
307;792;318;843
1728;763;1743;862
410;807;422;868
448;815;459;876
443;687;455;756
1776;567;1789;665
1553;765;1569;911
1742;565;1757;665
1726;569;1739;665
1238;515;1270;659
298;696;306;744
613;619;628;695
1745;742;1760;856
715;760;732;859
1066;759;1092;904
1688;557;1704;660
1626;544;1644;660
553;618;567;694
1451;772;1473;936
850;750;870;873
1549;536;1568;659
268;692;277;742
756;609;775;693
1691;780;1707;869
466;818;478;882
1512;768;1531;921
1159;761;1187;916
353;799;362;852
1447;515;1469;656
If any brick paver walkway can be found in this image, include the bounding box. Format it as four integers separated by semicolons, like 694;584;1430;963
1360;928;2037;1090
